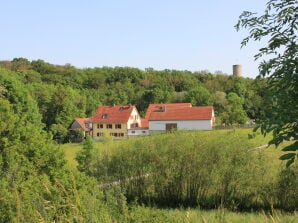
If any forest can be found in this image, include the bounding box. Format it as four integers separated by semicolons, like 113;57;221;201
0;58;264;143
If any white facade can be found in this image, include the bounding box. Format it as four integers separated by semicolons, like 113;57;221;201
127;107;141;129
149;120;213;132
127;129;150;136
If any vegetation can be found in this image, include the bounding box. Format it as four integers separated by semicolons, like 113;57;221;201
65;130;297;212
127;206;298;223
1;56;296;221
0;71;129;222
1;59;264;143
236;0;298;166
0;0;296;220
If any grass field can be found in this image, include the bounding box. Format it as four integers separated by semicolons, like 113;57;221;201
60;128;285;169
59;143;82;168
128;206;298;223
59;129;297;222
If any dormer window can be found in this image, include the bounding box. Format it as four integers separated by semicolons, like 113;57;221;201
102;114;108;119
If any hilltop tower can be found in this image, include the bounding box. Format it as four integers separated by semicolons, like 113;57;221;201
233;64;242;77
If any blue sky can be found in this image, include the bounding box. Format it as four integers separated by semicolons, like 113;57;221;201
1;1;267;78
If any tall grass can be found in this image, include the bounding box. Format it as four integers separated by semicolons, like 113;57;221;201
62;129;297;212
128;206;298;223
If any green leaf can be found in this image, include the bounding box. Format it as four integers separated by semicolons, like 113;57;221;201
286;157;295;168
279;153;296;160
282;141;298;151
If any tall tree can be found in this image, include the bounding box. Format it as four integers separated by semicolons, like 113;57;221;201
221;92;249;125
186;85;214;106
236;0;298;166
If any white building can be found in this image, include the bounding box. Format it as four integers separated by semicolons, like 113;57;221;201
144;104;214;133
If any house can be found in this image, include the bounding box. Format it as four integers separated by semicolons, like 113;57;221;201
92;105;141;139
69;118;92;142
141;103;192;130
143;103;214;133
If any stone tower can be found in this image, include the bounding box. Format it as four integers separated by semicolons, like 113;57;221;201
233;64;242;77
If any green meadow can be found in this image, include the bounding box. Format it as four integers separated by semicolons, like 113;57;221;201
61;129;297;222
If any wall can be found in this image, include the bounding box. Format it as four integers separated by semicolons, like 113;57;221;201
149;120;213;132
127;107;141;129
127;129;150;136
93;122;128;140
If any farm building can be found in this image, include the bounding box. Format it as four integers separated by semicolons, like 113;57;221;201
143;103;214;133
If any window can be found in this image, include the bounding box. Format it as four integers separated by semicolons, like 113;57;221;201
166;123;177;131
106;124;112;129
102;114;108;119
120;133;124;137
97;132;103;137
130;123;139;128
142;131;146;134
131;131;135;134
115;124;121;129
100;124;103;128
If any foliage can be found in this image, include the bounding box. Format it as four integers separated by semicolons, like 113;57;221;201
68;129;85;143
186;85;214;106
127;206;298;223
236;0;298;166
0;70;129;222
50;123;69;143
220;92;249;125
1;58;264;134
73;130;297;211
76;135;95;174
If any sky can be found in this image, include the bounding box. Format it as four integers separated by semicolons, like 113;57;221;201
1;0;268;78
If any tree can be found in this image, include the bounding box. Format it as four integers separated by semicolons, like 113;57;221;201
186;85;214;106
221;92;249;125
76;135;95;174
236;0;298;166
214;91;228;114
0;68;130;223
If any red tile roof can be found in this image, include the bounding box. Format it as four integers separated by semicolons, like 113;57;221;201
92;105;136;123
141;103;193;127
144;103;192;120
148;106;214;121
141;118;149;129
74;118;91;131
